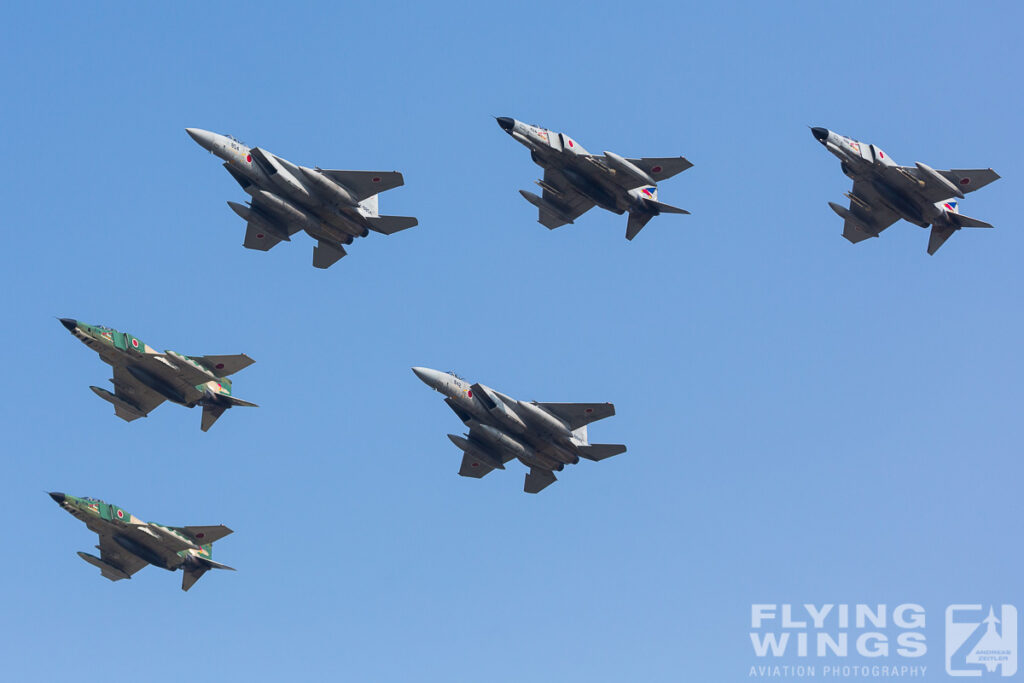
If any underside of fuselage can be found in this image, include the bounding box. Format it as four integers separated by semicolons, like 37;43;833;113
111;534;176;571
124;364;189;405
869;178;928;227
559;166;622;213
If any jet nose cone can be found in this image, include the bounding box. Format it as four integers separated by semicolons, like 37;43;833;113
496;117;515;133
412;366;446;390
811;127;829;144
59;318;77;332
48;492;66;505
186;127;216;150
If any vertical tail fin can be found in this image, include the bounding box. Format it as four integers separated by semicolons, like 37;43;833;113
359;193;379;217
626;211;655;240
201;403;227;432
571;424;588;444
182;566;209;591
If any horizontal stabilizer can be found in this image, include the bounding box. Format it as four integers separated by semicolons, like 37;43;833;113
243;222;284;251
577;443;627;461
217;394;259;408
458;453;495;478
365;215;418;235
952;213;993;229
312;241;347;269
197;557;236;572
197;354;254;377
524;468;557;494
645;199;690;215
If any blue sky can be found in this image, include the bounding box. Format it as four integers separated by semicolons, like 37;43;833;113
2;2;1021;681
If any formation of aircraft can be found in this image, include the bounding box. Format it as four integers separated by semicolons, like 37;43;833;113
811;127;1000;254
48;492;234;591
48;120;1004;588
496;117;692;240
187;128;417;268
59;318;257;431
412;367;626;493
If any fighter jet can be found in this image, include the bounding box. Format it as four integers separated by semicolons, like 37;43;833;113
187;128;417;268
811;127;1000;254
59;318;256;431
496;117;691;240
413;367;626;493
48;492;234;591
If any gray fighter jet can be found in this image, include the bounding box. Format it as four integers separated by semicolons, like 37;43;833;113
413;367;626;493
496;117;691;240
187;128;417;268
811;127;1000;254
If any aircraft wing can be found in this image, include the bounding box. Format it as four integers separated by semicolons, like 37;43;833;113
94;534;149;580
175;525;234;545
109;365;165;421
538;168;595;229
623;156;694;189
885;166;1000;204
249;194;305;237
196;355;254;377
841;180;901;244
243;223;283;251
534;402;615;430
134;353;212;390
318;170;404;202
938;168;1000;196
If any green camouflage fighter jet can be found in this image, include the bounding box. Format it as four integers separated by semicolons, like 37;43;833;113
48;492;235;591
59;318;257;431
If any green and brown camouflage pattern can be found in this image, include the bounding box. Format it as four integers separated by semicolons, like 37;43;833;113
65;320;239;395
49;492;234;591
59;318;257;431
